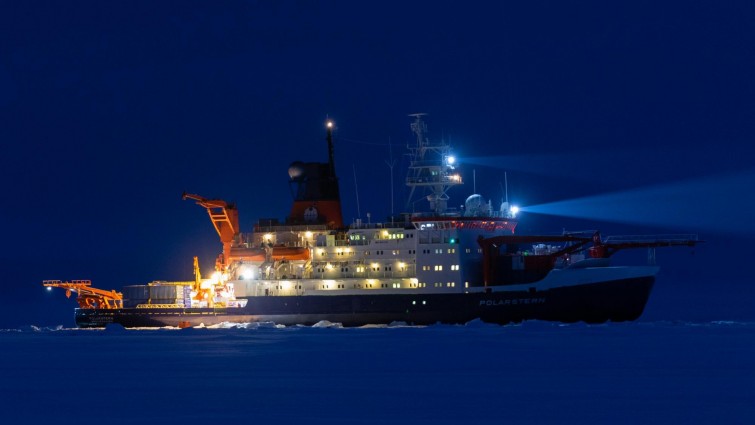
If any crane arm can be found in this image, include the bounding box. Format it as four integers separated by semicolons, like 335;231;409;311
182;192;240;270
43;280;123;309
182;192;231;209
182;192;239;237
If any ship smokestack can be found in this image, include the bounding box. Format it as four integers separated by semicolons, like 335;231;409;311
286;120;344;228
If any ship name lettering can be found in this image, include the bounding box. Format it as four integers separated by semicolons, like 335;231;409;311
480;298;546;307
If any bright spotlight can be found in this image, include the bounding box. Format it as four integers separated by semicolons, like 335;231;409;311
239;266;252;280
211;271;222;283
447;155;456;165
510;206;520;217
46;287;52;292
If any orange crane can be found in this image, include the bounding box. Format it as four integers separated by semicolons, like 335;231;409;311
42;280;123;309
182;192;239;270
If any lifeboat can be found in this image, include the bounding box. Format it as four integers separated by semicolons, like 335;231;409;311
229;247;266;262
229;246;310;262
271;246;310;261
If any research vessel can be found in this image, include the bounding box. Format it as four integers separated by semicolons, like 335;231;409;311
44;115;699;328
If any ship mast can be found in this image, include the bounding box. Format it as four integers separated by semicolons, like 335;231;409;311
405;113;462;214
327;120;336;176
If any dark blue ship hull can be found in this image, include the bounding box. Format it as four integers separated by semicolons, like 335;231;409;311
75;276;654;328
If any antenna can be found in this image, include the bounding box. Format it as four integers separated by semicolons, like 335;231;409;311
385;137;396;221
353;164;361;219
326;119;335;175
505;171;509;203
404;113;461;213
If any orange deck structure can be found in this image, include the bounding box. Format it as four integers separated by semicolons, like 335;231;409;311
182;192;239;270
42;280;123;309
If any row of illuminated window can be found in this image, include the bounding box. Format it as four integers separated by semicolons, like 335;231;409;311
316;267;396;272
319;248;353;256
420;249;457;254
317;282;405;290
320;249;419;256
349;232;415;241
315;264;411;273
379;231;413;240
250;281;465;292
314;261;412;267
381;282;457;289
368;249;416;255
412;282;456;288
419;265;460;271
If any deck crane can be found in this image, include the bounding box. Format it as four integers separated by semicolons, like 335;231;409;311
182;192;239;271
477;232;701;288
42;280;123;309
590;233;701;263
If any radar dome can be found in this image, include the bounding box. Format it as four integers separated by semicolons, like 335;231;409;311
288;162;304;179
464;194;486;216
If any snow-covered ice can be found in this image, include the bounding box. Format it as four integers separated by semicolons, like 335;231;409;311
1;321;753;424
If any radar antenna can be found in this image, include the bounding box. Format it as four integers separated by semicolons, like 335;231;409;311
404;114;462;214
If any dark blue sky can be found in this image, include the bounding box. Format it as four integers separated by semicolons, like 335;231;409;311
2;1;754;326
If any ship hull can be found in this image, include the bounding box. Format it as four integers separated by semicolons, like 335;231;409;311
75;275;654;328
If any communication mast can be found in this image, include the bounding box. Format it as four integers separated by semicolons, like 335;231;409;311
404;113;462;213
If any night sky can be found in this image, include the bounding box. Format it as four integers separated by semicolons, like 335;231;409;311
2;1;754;327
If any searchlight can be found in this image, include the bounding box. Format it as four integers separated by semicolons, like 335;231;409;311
510;205;520;218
